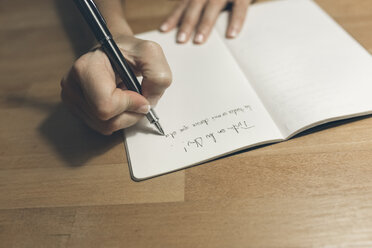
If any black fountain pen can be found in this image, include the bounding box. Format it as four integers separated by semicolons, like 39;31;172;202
73;0;165;135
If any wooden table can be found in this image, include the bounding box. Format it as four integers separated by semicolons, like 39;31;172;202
1;0;372;247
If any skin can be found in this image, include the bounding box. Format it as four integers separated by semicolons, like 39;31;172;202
61;0;172;135
62;0;252;135
160;0;254;44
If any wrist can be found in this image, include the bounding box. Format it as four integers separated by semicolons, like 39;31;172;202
95;0;133;37
108;19;134;37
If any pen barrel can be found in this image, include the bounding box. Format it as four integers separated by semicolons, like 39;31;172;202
73;0;112;43
102;39;142;93
73;0;142;93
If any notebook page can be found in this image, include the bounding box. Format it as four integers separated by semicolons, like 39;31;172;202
216;0;372;137
124;30;282;180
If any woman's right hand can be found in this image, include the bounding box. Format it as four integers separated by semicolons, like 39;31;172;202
60;35;172;135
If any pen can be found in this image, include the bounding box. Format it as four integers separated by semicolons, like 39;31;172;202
73;0;165;135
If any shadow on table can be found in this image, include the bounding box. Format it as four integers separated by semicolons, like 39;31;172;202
21;1;120;167
38;104;123;167
7;95;122;167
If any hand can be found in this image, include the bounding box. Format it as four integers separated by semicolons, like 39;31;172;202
61;35;172;135
160;0;254;44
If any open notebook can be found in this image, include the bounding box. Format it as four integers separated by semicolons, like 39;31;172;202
124;0;372;181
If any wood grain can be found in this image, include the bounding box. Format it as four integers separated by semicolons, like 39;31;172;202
1;0;372;247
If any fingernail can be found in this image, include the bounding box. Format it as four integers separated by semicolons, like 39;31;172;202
177;32;187;43
160;23;168;32
228;28;238;38
135;105;150;114
194;33;204;44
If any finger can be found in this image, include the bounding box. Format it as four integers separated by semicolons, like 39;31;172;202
177;0;206;43
226;0;250;38
160;0;189;32
135;41;172;106
63;76;150;123
101;112;143;135
110;89;151;116
194;0;226;44
62;89;143;135
74;50;150;121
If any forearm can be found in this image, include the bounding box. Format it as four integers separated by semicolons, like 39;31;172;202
95;0;133;36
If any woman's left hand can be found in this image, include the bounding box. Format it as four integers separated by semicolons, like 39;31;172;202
159;0;254;44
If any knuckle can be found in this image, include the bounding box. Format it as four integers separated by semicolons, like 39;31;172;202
140;40;162;56
71;53;93;81
182;18;195;28
199;20;213;31
72;57;87;76
153;72;172;88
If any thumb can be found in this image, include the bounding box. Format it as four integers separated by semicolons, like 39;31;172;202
76;50;151;121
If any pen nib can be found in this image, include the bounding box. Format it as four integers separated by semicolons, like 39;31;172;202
154;122;165;136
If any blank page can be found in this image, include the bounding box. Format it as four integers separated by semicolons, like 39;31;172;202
124;30;282;180
217;0;372;137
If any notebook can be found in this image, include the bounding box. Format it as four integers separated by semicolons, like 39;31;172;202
124;0;372;181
